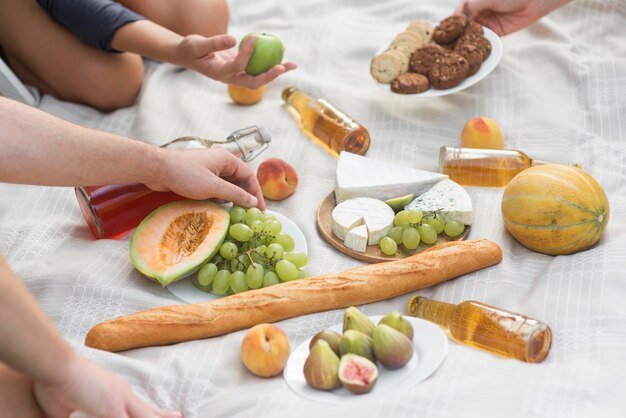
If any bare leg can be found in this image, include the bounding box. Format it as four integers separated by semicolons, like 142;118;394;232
120;0;229;37
0;363;43;418
0;0;143;111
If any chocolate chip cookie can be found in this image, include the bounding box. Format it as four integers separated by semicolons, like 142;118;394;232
409;44;448;75
370;50;409;83
454;43;483;76
428;52;470;89
433;15;467;45
465;21;484;36
391;73;430;94
456;33;492;59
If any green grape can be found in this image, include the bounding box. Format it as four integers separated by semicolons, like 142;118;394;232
211;255;223;265
229;271;248;293
236;254;251;270
273;233;295;252
444;220;466;237
400;222;411;230
394;210;409;226
386;226;404;244
407;209;423;224
251;220;264;233
418;223;438;245
212;270;231;295
229;223;254;242
402;227;421;250
245;264;264;289
230;206;246;224
424;214;445;234
263;213;277;222
250;251;263;263
263;271;280;287
245;207;264;226
276;260;298;281
219;242;238;260
297;269;308;279
284;251;308;268
254;245;267;257
379;237;398;255
197;263;218;287
264;219;283;235
266;243;285;260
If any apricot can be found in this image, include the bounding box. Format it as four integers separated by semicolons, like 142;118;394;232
228;84;267;105
240;323;290;377
257;158;299;201
461;116;504;149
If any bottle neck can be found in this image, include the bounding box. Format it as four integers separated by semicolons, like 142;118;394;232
407;295;456;331
282;86;310;113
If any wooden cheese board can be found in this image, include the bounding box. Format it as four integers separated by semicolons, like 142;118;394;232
316;192;470;263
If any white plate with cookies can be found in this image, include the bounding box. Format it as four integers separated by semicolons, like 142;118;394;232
370;20;502;98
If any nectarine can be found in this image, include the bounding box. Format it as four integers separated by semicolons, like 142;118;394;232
461;116;504;149
228;84;267;105
240;323;290;377
257;158;299;201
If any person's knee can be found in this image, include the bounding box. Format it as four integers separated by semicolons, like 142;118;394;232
86;55;144;112
178;0;229;37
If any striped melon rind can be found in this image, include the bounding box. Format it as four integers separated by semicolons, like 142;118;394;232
501;164;609;255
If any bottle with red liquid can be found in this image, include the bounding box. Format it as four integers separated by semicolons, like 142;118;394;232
75;126;271;240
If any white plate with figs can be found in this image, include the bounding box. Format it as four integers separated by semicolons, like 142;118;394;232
166;210;307;304
373;25;502;98
283;315;448;403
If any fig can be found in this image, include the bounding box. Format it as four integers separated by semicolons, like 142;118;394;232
303;340;341;391
309;330;342;357
338;354;378;394
339;330;376;363
379;311;414;341
372;324;414;369
343;306;376;337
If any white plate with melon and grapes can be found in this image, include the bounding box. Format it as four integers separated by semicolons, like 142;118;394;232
165;207;308;303
317;152;472;263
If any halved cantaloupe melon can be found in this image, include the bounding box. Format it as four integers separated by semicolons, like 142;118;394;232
130;200;230;286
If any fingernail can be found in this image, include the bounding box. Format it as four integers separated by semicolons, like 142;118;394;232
249;195;258;207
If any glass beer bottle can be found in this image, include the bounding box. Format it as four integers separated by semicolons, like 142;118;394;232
282;86;370;157
407;295;552;363
438;146;582;188
75;126;271;240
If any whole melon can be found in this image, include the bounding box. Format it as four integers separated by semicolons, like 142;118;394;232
130;200;230;286
501;164;609;255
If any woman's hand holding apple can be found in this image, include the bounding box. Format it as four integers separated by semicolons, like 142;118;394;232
175;33;297;89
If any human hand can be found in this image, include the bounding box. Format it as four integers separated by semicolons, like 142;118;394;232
455;0;571;36
147;147;266;211
175;34;297;88
34;354;181;418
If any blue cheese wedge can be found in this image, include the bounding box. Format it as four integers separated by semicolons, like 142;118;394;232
405;179;473;225
344;224;368;253
335;152;448;204
331;197;394;247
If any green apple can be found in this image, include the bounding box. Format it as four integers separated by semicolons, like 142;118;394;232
240;32;285;76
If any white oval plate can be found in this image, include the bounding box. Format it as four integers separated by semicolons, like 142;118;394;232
373;25;502;97
166;210;308;304
283;315;448;403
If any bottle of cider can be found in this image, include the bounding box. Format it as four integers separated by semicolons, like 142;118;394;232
439;146;581;187
282;86;370;157
75;126;271;240
408;295;552;363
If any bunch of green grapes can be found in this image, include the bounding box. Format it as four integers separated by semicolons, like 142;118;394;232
193;207;308;295
378;209;466;256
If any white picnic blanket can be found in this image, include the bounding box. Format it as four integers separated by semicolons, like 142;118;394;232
1;0;625;416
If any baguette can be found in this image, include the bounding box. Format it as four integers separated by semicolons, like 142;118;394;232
86;239;502;352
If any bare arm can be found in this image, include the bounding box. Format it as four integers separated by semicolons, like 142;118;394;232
455;0;573;36
111;20;297;88
0;97;265;209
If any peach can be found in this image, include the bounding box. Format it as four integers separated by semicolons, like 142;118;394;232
461;116;504;149
240;323;291;377
228;84;267;105
257;158;299;201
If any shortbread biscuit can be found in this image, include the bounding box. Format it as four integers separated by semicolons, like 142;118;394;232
406;21;435;43
370;51;408;83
